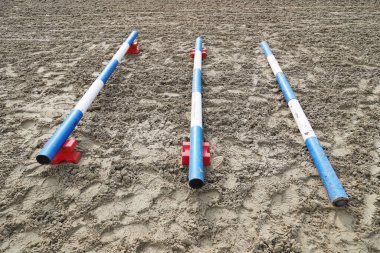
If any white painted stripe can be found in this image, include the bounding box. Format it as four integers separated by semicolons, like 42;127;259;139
194;51;202;70
191;92;202;128
267;54;282;76
113;42;130;62
288;99;316;141
74;79;105;113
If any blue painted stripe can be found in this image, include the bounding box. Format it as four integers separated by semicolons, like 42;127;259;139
37;109;83;163
98;59;119;84
126;31;139;46
260;41;273;57
276;72;297;103
195;37;202;51
189;126;204;184
192;68;202;93
305;136;349;203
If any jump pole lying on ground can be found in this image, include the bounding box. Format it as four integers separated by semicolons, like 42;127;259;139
36;31;139;164
260;41;349;207
186;37;209;189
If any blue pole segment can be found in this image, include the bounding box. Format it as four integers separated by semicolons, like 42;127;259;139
36;31;139;164
99;59;119;84
36;110;83;164
276;72;297;103
126;31;139;46
189;36;205;189
192;69;202;93
260;41;349;206
189;126;204;188
260;41;273;57
306;137;348;206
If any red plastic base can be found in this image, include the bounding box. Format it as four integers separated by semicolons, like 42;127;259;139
51;138;81;164
127;41;139;54
182;142;210;166
191;49;207;59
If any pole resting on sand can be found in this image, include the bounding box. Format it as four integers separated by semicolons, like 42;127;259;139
182;37;210;189
260;41;349;207
36;31;139;165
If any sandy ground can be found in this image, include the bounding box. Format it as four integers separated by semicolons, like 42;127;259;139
0;0;379;252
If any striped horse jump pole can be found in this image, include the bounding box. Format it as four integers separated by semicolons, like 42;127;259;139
260;41;349;206
182;37;210;189
36;31;139;164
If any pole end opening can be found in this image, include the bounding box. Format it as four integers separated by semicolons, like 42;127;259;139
36;155;51;165
189;178;204;189
333;197;349;207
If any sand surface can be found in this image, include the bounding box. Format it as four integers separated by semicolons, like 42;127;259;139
0;0;379;252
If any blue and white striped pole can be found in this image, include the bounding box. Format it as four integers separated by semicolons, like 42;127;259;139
260;41;349;206
189;37;205;189
36;31;139;164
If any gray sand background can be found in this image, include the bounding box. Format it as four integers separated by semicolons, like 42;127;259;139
0;0;379;252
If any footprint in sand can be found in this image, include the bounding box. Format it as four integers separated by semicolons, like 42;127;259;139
100;223;149;243
270;185;299;216
21;119;35;129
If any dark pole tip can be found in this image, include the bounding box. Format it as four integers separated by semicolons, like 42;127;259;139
333;197;349;207
36;155;51;165
189;178;204;189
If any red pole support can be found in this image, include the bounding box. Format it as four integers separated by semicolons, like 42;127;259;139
51;138;81;164
126;41;139;54
182;142;210;166
191;49;207;59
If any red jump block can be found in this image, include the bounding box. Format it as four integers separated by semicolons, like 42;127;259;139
126;41;139;54
191;49;207;59
182;142;210;166
51;138;81;164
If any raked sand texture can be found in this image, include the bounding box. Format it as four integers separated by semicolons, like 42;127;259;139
0;0;379;252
